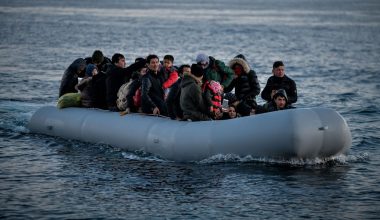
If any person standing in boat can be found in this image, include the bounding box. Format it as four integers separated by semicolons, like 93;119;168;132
59;58;86;97
141;54;168;116
195;53;234;91
180;64;211;121
224;54;261;116
166;64;191;120
261;61;297;105
260;89;293;113
105;53;146;111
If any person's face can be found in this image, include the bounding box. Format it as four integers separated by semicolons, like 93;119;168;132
198;62;209;69
116;58;126;68
163;59;173;69
272;65;285;77
139;67;147;76
92;68;98;76
275;96;286;109
233;65;243;76
228;106;237;118
148;58;160;73
78;65;86;74
182;67;191;75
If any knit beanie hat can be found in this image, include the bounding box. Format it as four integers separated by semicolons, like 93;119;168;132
195;53;209;64
85;64;97;77
92;50;104;64
191;64;204;77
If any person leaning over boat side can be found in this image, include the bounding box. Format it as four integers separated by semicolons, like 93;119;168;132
180;64;211;121
195;53;234;90
261;61;297;105
259;89;293;113
84;50;112;74
224;54;261;116
160;54;179;99
141;54;168;116
166;64;191;120
59;58;86;97
105;53;146;111
76;64;98;108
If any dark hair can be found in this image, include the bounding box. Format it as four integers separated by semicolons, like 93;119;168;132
112;53;124;64
178;64;191;76
163;54;174;63
134;57;144;63
146;54;159;64
273;61;284;69
191;63;204;77
92;50;104;64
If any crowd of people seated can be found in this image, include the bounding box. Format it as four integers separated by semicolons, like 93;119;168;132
58;50;298;121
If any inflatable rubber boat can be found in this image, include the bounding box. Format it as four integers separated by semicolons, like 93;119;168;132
28;106;351;162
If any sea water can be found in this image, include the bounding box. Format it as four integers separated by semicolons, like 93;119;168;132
0;0;379;219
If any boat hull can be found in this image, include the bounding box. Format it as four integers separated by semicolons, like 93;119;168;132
28;106;352;162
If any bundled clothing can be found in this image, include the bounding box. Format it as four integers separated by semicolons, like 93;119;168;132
203;56;234;88
225;57;261;116
59;58;86;97
261;75;297;104
180;73;210;121
141;69;168;115
160;66;179;89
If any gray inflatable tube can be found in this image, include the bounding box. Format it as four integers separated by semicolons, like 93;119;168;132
28;106;352;162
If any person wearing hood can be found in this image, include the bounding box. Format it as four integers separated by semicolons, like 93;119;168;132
260;89;293;113
59;58;86;97
180;64;211;121
195;53;234;89
261;61;297;105
76;64;98;108
224;54;261;116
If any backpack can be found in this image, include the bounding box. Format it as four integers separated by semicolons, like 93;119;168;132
116;81;133;111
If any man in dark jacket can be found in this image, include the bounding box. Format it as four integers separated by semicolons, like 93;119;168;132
180;64;210;121
261;61;297;105
166;64;191;120
84;50;112;74
141;54;168;116
59;58;86;97
225;54;261;116
105;53;146;111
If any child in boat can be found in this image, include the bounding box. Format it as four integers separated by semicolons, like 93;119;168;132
161;54;179;99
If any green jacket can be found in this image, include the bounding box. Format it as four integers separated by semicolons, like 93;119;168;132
204;56;234;88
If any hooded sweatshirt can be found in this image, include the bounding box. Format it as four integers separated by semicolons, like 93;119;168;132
59;58;86;97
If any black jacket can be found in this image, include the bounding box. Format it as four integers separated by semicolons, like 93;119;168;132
141;69;167;115
166;78;183;120
59;58;86;97
105;59;146;110
91;72;108;110
261;75;297;104
224;70;260;101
